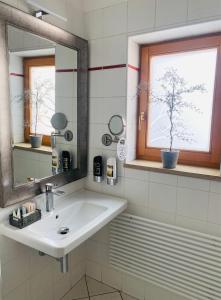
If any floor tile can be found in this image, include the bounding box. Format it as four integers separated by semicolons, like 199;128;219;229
62;277;88;300
121;292;138;300
86;276;117;297
91;292;122;300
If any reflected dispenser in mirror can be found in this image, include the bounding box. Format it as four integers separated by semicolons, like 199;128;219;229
106;157;117;186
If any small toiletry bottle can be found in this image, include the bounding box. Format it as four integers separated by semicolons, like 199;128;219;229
93;156;103;182
62;151;71;172
106;157;117;185
52;147;60;175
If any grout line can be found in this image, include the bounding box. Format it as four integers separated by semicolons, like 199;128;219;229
60;275;85;300
119;291;124;300
89;291;120;298
71;297;90;300
85;274;91;300
86;275;120;293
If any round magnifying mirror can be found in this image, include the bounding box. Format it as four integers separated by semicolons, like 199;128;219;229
51;113;68;130
108;115;125;136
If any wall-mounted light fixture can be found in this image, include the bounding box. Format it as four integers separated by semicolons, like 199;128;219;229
33;10;48;19
26;0;67;22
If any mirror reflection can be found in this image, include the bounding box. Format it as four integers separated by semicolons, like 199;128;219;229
108;115;125;136
8;25;78;186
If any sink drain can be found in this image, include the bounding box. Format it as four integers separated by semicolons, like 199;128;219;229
58;227;69;235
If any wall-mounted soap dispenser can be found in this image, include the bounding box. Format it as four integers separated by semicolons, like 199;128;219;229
106;157;117;185
93;156;103;182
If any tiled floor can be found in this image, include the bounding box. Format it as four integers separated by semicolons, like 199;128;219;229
61;276;124;300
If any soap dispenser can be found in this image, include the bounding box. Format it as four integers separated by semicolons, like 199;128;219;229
93;156;103;182
106;157;117;185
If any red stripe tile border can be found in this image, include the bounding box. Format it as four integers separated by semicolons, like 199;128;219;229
88;64;139;71
89;64;126;71
103;63;126;70
56;64;139;72
56;68;78;72
88;66;103;71
128;64;140;71
10;72;24;77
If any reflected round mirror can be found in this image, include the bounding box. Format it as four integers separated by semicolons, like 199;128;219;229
51;113;68;130
108;115;125;136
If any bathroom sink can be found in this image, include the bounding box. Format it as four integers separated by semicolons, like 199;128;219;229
0;190;127;258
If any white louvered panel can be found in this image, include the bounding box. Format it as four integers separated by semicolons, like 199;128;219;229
110;213;221;300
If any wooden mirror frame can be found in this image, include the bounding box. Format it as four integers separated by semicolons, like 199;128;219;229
0;2;88;207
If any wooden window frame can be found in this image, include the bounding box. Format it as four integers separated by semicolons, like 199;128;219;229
137;34;221;169
23;55;55;146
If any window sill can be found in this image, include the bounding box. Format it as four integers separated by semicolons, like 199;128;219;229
124;160;221;181
13;143;52;155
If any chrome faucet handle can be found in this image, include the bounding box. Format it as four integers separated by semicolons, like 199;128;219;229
45;183;54;212
45;183;54;192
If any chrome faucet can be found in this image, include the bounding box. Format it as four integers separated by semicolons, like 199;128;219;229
45;183;54;212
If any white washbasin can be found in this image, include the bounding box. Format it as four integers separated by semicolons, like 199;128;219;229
0;190;127;258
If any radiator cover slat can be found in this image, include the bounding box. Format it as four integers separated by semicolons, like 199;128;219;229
110;213;221;300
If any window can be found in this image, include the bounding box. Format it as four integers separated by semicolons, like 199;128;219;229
24;56;55;146
137;34;221;168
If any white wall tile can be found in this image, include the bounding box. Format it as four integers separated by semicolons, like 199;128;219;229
156;0;188;28
127;203;148;218
102;176;125;198
177;188;209;220
150;172;177;186
147;208;176;224
125;168;149;181
56;97;74;122
210;181;221;193
83;0;127;12
149;182;177;213
188;0;221;21
177;176;210;191
85;9;104;39
103;35;127;65
103;3;127;37
85;174;103;193
208;192;221;224
56;44;77;69
175;215;209;234
56;73;75;98
89;71;105;98
125;178;148;206
90;98;126;124
102;69;127;97
89;39;104;67
128;0;156;32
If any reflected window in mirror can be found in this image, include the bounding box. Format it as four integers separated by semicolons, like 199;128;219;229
8;24;79;187
23;56;55;146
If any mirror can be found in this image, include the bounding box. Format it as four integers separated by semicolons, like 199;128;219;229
0;2;88;207
108;115;125;136
51;113;68;130
7;24;79;187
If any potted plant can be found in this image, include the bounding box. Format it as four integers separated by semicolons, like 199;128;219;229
150;68;205;169
25;80;53;148
29;89;42;148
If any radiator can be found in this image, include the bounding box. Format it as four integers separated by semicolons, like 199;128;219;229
110;213;221;300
